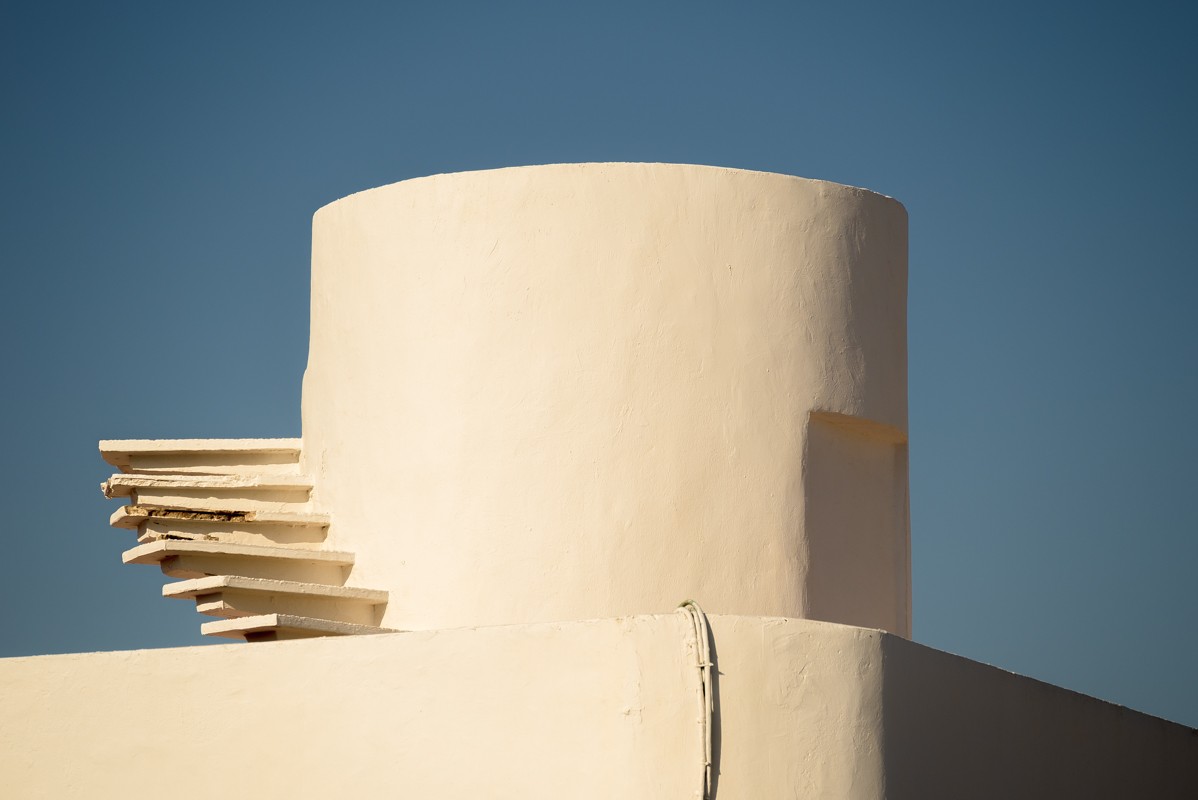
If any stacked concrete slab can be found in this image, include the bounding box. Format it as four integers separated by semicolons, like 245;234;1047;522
101;438;391;640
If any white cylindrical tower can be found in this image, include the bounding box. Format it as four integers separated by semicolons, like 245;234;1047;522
302;163;910;635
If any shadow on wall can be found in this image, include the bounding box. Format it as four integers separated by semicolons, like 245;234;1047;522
804;411;909;636
708;622;723;798
879;635;1198;798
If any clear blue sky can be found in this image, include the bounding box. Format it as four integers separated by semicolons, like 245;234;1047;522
2;2;1195;727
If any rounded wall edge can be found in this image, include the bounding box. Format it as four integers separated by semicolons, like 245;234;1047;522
311;162;907;226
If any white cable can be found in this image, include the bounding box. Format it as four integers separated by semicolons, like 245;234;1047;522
677;599;713;799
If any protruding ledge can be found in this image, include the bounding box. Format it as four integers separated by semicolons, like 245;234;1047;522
100;438;302;464
102;473;313;498
109;505;329;531
163;575;387;604
201;613;395;641
122;540;355;569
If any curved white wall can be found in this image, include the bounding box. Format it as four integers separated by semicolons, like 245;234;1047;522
301;163;909;634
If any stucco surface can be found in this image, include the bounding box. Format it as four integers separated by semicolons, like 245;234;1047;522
301;163;910;635
4;615;1191;798
0;618;683;798
0;615;880;799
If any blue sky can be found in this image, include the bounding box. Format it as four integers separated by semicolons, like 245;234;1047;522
2;2;1195;727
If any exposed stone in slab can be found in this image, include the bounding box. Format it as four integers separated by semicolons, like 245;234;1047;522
109;505;328;530
101;472;313;498
135;519;328;548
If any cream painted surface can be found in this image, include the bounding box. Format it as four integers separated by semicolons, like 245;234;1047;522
99;438;302;475
0;616;885;799
711;616;887;797
302;163;910;635
3;615;1193;799
0;618;687;798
